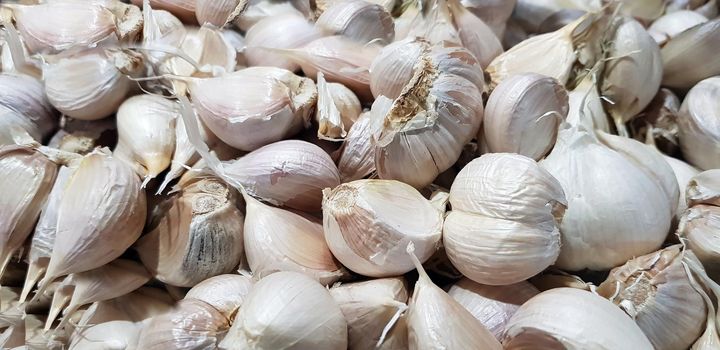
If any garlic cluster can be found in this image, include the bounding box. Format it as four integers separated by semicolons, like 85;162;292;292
676;76;720;170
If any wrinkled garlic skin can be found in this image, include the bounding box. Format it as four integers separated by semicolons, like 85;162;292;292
243;194;345;285
136;176;245;287
336;111;375;182
483;73;568;160
116;95;178;180
602;17;662;125
190;67;317;152
0;146;56;277
597;245;706;350
444;154;565;285
68;320;142;350
323;180;443;277
648;10;708;45
503;288;653;349
316;0;395;44
184;274;253;321
680;205;720;279
0;73;57;145
448;278;539;340
461;0;516;38
138;299;230;350
133;0;197;23
662;19;720;90
677;77;720;170
245;13;323;71
219;271;348;350
373;40;485;188
540;128;675;271
195;0;247;26
223;140;341;212
330;277;409;350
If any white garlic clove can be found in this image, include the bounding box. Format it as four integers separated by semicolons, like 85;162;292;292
483;73;568;160
243;193;346;285
448;278;539;340
686;169;720;207
680;205;720;282
245;13;323;71
0;73;58;145
564;71;610;132
133;0;197;24
184;274;253;321
330;277;409;350
676;77;720;170
461;0;516;38
369;37;428;100
664;156;700;220
234;0;303;31
189;66;317;151
136;175;245;287
195;0;248;27
503;288;653;349
661;19;720;90
219;271;348;349
648;10;707;45
116;94;178;184
597;245;706;350
335;110;377;182
316;0;395;44
322;179;443;277
447;0;504;68
316;72;362;141
138;299;230;349
68;320;143;350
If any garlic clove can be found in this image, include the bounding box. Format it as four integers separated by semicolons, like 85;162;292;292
0;73;58;145
68;320;143;350
483;73;568;160
686;169;720;207
661;19;720;90
244;13;323;71
243;193;346;285
447;0;504;68
564;71;610;132
195;0;248;27
138;299;230;349
315;0;395;44
316;71;362;141
133;0;197;24
77;287;174;327
335;110;376;182
142;4;187;67
448;278;539;340
322;179;443;277
503;288;653;349
184;274;253;321
512;0;600;34
461;0;516;38
680;205;720;285
607;0;666;22
234;0;303;32
648;10;708;45
136;175;245;287
665;156;701;220
219;271;348;349
676;77;720;170
221;29;247;69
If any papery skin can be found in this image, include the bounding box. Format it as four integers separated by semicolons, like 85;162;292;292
245;13;322;71
184;274;253;320
564;73;610;132
677;77;720;170
686;169;720;207
138;299;230;350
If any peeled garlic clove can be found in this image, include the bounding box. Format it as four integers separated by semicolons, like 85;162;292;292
234;0;303;31
687;170;720;206
662;19;720;89
648;10;707;45
664;156;700;219
444;154;565;285
447;0;504;68
369;37;428;100
565;72;610;132
461;0;516;38
448;278;539;340
677;77;720;170
503;288;652;349
316;0;395;43
116;95;178;183
136;175;245;287
245;13;322;71
596;245;706;350
602;18;662;126
680;205;720;279
330;277;409;350
189;67;317;151
133;0;197;23
317;72;362;141
0;146;56;279
243;193;345;284
483;73;568;160
185;274;253;320
0;73;58;145
323;179;443;277
222;140;341;212
138;299;230;349
68;320;142;350
540;128;674;271
196;0;247;27
219;271;348;349
373;41;485;188
336;110;376;182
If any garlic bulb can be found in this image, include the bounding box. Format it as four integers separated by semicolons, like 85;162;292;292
244;13;322;71
188;67;317;151
662;19;720;89
540;127;676;270
503;288;653;349
0;73;57;145
597;245;706;350
136;175;245;287
323;179;443;277
138;299;230;349
602;17;662;127
677;77;720;170
184;274;253;320
234;0;303;31
483;73;568;160
680;205;720;279
219;271;348;349
372;41;484;188
316;72;362;141
448;278;539;340
68;320;142;350
116;95;178;183
648;10;708;45
36;150;146;299
444;153;565;285
0;146;56;280
330;277;409;350
44;49;140;121
665;156;700;219
195;0;247;27
461;0;516;38
336;111;376;182
133;0;197;23
316;0;395;43
243;193;345;285
565;72;610;132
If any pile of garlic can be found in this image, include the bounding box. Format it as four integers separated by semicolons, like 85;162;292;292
1;0;720;349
